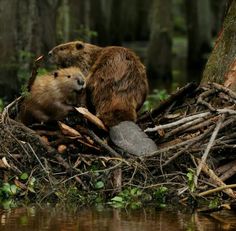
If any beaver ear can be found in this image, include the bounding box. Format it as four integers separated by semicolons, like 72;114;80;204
53;72;58;78
76;42;84;50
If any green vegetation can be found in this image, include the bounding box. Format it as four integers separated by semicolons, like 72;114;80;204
0;172;36;203
0;98;4;112
109;186;168;209
187;168;195;193
142;89;169;111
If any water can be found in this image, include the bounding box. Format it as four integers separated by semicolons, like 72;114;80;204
0;205;236;231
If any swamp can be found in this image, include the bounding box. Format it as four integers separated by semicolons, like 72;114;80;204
0;0;236;230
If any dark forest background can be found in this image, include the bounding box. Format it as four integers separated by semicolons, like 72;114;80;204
0;0;229;103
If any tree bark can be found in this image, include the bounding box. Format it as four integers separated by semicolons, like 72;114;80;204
0;0;19;101
201;0;236;86
185;0;212;79
146;0;172;90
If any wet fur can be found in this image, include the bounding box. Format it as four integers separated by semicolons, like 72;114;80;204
49;41;148;127
18;67;86;125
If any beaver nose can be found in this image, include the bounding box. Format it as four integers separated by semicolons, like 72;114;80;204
48;50;52;56
77;79;85;86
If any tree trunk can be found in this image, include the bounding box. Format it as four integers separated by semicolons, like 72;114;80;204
146;0;172;90
185;0;212;82
201;0;236;87
90;0;110;45
0;0;19;101
108;0;123;45
210;0;227;36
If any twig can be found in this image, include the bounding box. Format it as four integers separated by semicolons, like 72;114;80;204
1;96;22;124
27;143;49;174
215;160;236;176
194;115;225;186
198;184;236;197
185;116;219;132
144;125;215;158
138;82;197;122
162;125;215;167
195;158;236;199
86;130;121;157
212;82;236;100
144;112;211;132
27;55;44;92
197;89;216;111
164;117;205;138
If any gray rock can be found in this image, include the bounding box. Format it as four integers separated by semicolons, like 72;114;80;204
109;121;158;156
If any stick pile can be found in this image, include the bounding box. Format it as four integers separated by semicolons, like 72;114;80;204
1;82;236;204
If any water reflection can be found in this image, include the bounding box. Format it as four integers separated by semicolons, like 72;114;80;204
0;205;236;231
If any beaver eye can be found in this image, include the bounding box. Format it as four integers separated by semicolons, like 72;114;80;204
54;72;58;78
67;75;71;78
76;43;83;50
60;47;65;51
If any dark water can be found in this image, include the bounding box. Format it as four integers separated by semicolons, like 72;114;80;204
0;205;236;231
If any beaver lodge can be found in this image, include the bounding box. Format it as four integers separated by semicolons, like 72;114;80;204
0;53;236;209
1;78;236;211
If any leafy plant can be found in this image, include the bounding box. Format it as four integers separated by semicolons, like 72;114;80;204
109;187;143;209
0;172;36;201
153;186;168;208
208;197;220;209
187;168;195;193
142;89;169;111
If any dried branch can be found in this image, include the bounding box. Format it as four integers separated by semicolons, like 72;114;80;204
194;115;225;186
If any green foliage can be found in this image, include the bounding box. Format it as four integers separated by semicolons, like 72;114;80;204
56;186;105;206
187;168;195;193
153;186;168;208
0;172;36;202
0;98;4;112
142;89;169;111
37;68;49;76
108;187;143;209
109;187;169;209
94;181;105;189
208;197;220;209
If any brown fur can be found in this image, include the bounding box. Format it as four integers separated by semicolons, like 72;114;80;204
49;41;149;127
18;67;86;125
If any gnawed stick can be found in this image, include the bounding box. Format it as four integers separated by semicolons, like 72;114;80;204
145;112;211;132
27;55;44;92
218;161;236;182
215;160;236;176
194;115;224;186
195;158;236;199
198;184;236;197
86;130;121;157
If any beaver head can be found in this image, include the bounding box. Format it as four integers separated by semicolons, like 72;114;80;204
48;41;102;75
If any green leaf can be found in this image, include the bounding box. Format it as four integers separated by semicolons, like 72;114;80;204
95;181;104;189
2;183;11;194
20;173;29;180
111;196;123;202
10;185;18;195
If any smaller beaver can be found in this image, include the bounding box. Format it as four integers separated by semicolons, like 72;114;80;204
18;67;86;125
